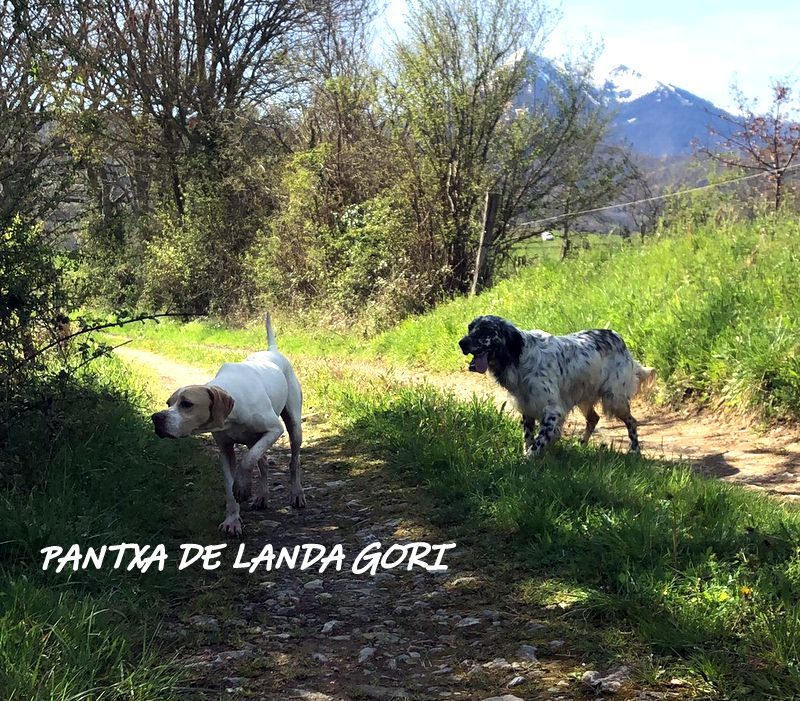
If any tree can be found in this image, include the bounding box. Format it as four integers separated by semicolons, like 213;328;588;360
394;0;552;294
478;56;634;283
0;1;79;231
698;82;800;212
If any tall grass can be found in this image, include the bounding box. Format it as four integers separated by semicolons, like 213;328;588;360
0;357;217;699
318;373;800;698
119;216;800;418
370;217;800;415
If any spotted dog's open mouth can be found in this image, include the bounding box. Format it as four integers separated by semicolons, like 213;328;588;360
468;352;489;374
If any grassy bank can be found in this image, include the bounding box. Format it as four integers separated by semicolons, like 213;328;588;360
315;371;800;698
371;217;800;415
118;216;800;418
0;358;216;699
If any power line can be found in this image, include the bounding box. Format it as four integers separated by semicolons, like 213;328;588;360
515;161;800;230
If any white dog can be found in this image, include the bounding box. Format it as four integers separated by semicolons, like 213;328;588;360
152;315;303;536
459;315;655;457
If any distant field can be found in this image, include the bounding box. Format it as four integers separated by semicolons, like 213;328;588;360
498;231;617;275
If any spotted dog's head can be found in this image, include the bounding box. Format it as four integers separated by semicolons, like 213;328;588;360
151;385;234;438
458;315;524;375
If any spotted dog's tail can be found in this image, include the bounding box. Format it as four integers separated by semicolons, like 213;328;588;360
634;364;656;396
265;313;278;350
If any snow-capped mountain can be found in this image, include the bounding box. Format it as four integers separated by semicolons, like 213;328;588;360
602;65;663;103
512;56;734;159
600;65;734;157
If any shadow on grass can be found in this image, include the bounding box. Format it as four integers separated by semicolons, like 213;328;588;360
0;358;219;700
329;383;800;699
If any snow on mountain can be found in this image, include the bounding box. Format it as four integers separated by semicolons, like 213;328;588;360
508;55;733;158
602;65;664;103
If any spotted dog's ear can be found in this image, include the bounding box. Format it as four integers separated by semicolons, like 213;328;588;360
499;319;524;363
205;387;234;431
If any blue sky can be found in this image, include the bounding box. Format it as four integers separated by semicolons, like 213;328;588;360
377;0;800;111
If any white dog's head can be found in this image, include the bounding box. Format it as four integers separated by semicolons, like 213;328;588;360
151;385;234;438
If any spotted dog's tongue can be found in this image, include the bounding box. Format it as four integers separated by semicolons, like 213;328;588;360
469;353;489;373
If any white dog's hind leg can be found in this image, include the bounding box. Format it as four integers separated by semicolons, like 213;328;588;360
251;457;271;510
214;437;243;536
233;464;252;503
281;408;305;508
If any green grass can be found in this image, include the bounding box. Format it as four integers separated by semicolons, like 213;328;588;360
314;372;800;698
116;216;800;418
106;313;360;370
370;217;800;415
0;357;217;699
90;209;800;697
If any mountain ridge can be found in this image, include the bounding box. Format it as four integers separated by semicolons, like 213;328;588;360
518;56;734;158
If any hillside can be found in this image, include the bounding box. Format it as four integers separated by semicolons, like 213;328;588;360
369;218;800;416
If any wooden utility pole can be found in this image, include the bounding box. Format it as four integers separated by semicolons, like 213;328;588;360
470;191;500;296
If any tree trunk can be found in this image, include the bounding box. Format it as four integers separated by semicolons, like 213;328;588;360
470;191;500;295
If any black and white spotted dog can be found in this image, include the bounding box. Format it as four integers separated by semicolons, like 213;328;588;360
458;315;655;457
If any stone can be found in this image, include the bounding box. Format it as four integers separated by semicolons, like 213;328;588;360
508;676;526;687
352;685;410;700
467;665;486;679
321;620;340;634
516;644;538;662
213;647;254;664
581;666;631;694
290;690;336;701
455;616;482;628
188;614;219;632
358;646;376;663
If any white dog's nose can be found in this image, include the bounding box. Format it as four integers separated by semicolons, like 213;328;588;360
151;412;170;438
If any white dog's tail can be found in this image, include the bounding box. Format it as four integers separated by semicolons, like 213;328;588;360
634;364;656;396
265;313;278;350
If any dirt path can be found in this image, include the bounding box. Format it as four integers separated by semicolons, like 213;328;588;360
118;346;599;700
120;344;800;499
117;345;800;700
369;360;800;499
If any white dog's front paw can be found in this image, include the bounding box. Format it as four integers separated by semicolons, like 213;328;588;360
290;488;306;509
219;515;243;536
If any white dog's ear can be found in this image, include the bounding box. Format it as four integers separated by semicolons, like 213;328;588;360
205;387;234;431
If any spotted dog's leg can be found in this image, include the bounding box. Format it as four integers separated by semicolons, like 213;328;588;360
622;413;640;453
579;402;600;444
529;408;564;458
521;416;536;458
611;400;641;453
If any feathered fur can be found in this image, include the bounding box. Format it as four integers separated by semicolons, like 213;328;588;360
459;315;655;456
